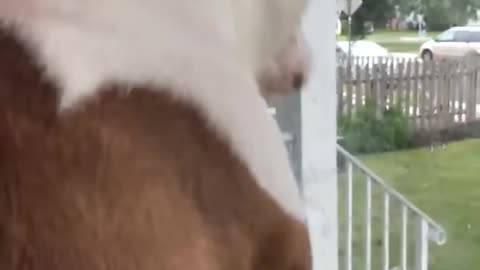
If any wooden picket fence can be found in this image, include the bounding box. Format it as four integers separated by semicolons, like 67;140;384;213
337;56;480;131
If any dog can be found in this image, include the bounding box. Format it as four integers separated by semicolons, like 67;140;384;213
0;0;311;269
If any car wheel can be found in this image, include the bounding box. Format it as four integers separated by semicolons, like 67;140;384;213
421;50;433;62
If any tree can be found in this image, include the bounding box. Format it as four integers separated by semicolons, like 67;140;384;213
398;0;480;31
351;0;394;38
350;0;480;35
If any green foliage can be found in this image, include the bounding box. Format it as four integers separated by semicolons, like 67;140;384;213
351;0;394;38
398;0;480;31
358;0;394;27
351;15;367;39
338;100;412;154
424;2;454;31
353;0;480;33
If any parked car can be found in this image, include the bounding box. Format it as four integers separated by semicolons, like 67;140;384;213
336;40;419;75
419;26;480;61
336;40;389;67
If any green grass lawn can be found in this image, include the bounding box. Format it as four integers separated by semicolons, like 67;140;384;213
337;30;441;53
376;42;421;53
337;30;440;42
365;30;440;42
339;139;480;270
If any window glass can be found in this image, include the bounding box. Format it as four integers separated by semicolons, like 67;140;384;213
468;31;480;42
436;29;455;41
453;31;470;42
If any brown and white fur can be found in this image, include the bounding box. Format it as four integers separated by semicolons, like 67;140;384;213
0;0;311;269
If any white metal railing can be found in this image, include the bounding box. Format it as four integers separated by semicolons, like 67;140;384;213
337;145;446;270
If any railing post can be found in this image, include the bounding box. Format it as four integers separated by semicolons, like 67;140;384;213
364;177;372;270
338;145;446;270
382;193;390;270
401;206;408;270
415;217;429;270
346;162;353;270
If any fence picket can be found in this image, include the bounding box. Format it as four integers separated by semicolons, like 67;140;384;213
336;56;479;132
459;61;465;123
389;59;395;108
413;60;420;128
405;60;412;117
355;63;362;113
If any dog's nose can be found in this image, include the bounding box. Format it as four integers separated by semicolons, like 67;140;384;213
287;34;310;91
256;32;311;105
292;71;304;90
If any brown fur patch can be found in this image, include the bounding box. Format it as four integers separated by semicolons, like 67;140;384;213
0;28;310;270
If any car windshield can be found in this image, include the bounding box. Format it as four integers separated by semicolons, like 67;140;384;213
436;29;455;41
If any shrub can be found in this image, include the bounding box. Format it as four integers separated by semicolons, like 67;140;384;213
338;100;412;154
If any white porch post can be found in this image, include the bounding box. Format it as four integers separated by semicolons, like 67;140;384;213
302;1;338;270
274;0;338;269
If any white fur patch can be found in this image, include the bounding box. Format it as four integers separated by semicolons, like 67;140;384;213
3;0;306;221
